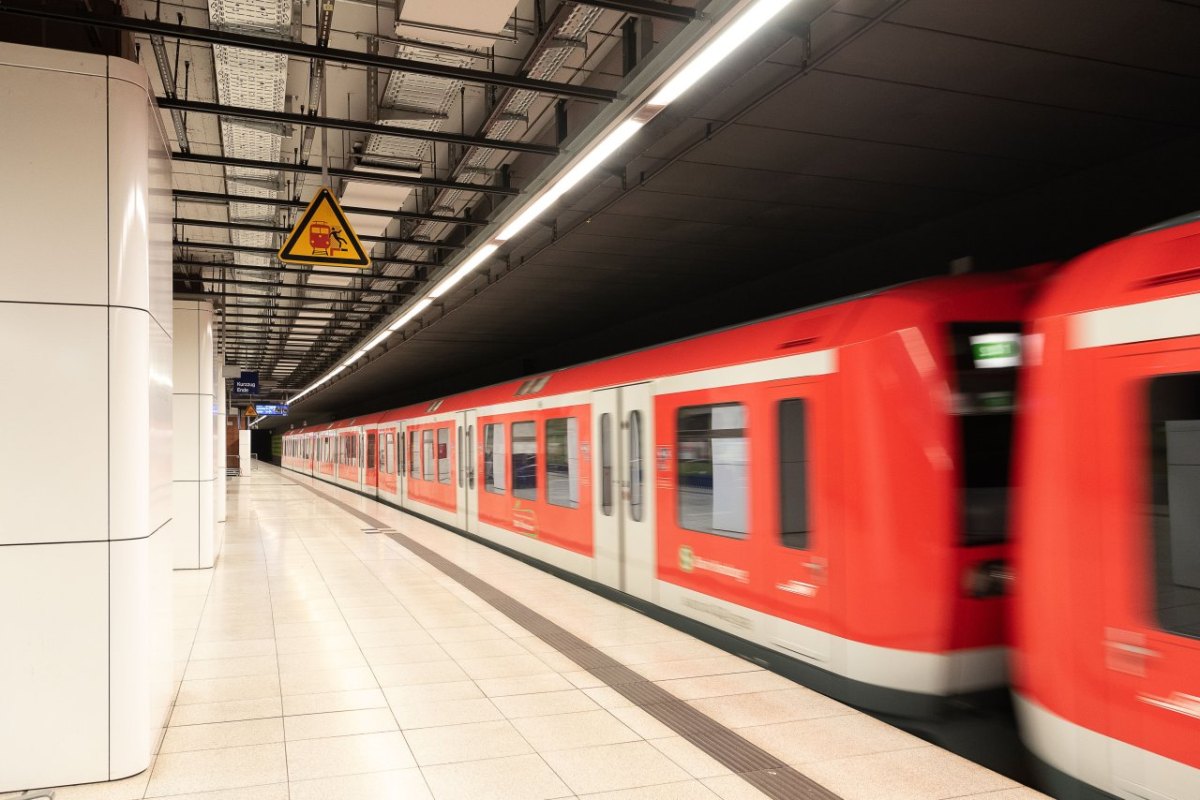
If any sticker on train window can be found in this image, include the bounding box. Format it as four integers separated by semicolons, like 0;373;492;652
969;333;1021;368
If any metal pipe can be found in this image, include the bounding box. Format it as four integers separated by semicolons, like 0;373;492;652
0;6;618;102
172;217;463;249
173;240;441;268
173;260;424;283
177;275;411;297
579;0;699;22
172;151;520;196
172;190;485;226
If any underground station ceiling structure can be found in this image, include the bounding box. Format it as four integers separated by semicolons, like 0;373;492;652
6;0;1199;425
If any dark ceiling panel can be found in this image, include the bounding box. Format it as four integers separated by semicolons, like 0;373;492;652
739;69;1183;165
825;22;1200;127
685;122;1064;193
646;159;986;215
890;0;1200;78
604;189;907;230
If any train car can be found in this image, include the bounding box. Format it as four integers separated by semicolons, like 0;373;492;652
282;424;316;475
284;269;1038;716
1014;215;1200;800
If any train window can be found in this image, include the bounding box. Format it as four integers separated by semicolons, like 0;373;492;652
367;434;376;472
467;426;475;490
1147;373;1200;639
457;427;464;488
600;413;613;516
397;431;405;477
423;430;435;481
779;400;811;549
677;404;748;538
512;421;537;501
382;433;392;474
950;322;1021;546
438;427;451;484
410;431;420;479
546;417;579;509
630;411;644;522
484;423;506;494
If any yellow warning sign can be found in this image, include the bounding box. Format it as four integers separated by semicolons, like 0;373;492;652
278;187;371;268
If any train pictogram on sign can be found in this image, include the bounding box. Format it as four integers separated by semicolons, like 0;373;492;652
278;187;370;268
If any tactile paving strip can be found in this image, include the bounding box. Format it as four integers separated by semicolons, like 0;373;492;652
284;475;842;800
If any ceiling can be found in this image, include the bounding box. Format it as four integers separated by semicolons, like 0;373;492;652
281;0;1200;424
4;0;1198;426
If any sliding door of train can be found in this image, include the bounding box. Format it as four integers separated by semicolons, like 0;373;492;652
455;410;478;531
763;381;832;665
1099;349;1200;796
592;383;655;602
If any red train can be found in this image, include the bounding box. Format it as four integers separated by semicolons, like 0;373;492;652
283;214;1200;800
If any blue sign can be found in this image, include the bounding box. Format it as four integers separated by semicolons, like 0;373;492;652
254;404;289;416
233;371;259;395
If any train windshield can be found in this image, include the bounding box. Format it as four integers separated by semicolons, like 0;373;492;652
949;322;1022;546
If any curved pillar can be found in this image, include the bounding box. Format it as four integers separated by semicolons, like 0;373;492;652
173;300;217;569
0;43;174;791
214;352;227;549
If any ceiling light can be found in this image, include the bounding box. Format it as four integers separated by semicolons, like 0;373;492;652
364;330;393;351
428;244;500;298
496;120;644;242
649;0;793;107
343;349;368;368
388;297;434;331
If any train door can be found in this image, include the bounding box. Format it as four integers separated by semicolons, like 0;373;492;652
762;382;833;665
397;424;407;507
365;429;377;496
592;383;655;602
1100;350;1200;799
457;410;477;532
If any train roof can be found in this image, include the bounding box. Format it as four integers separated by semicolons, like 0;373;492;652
286;270;1036;434
1034;214;1200;319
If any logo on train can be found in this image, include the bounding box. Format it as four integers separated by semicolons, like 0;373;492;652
678;545;694;573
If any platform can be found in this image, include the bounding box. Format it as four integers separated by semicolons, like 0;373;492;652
39;465;1045;800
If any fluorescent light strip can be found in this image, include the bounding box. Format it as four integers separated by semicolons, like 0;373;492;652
291;0;795;406
429;244;500;298
388;297;434;331
649;0;793;107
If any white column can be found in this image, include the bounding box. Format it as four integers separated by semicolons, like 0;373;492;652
173;300;217;569
0;43;174;790
214;353;227;552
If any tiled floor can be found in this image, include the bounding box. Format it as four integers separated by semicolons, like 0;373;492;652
36;467;1048;800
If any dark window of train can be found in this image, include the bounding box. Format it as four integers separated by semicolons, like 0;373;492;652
367;434;376;472
1148;373;1200;639
546;417;579;509
677;404;748;538
438;427;451;485
484;423;506;494
600;413;613;516
423;430;435;481
410;431;420;479
512;421;537;501
950;322;1021;546
779;399;811;549
629;411;644;522
457;427;464;488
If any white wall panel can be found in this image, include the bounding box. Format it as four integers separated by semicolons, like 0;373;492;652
172;394;204;481
110;307;151;542
0;40;104;75
172;303;202;394
150;318;174;532
108;79;152;313
109;535;152;778
0;542;108;791
0;303;108;545
197;480;216;568
172;481;201;569
0;56;106;305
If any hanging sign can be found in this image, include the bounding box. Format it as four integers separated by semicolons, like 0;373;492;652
277;187;371;268
233;371;259;395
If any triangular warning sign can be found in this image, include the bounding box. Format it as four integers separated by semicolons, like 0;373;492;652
278;187;371;268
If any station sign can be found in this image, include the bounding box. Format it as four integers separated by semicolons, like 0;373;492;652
254;404;289;416
277;187;370;268
233;371;259;395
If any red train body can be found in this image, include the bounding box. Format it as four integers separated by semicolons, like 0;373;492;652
282;217;1200;798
